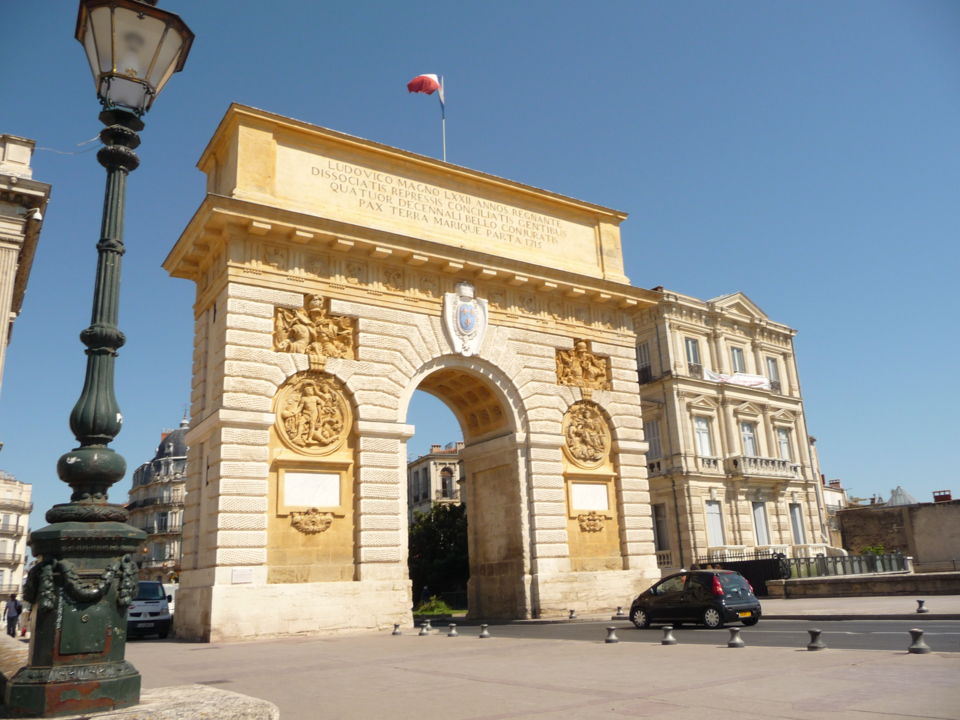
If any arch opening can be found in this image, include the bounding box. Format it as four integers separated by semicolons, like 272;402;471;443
404;362;528;620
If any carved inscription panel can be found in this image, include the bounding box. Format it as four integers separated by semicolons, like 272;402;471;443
274;143;603;279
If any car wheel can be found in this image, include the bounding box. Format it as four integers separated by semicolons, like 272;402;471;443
702;607;723;629
741;617;759;626
630;607;650;629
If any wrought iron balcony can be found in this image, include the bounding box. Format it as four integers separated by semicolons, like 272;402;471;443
726;455;800;479
0;553;23;564
0;523;25;536
637;366;654;384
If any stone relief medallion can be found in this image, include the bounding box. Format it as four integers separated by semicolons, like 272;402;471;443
556;339;611;391
275;372;351;456
290;508;335;535
442;281;488;357
577;511;608;533
562;402;611;469
274;294;355;367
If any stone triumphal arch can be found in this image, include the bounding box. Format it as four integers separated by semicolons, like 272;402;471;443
165;104;662;640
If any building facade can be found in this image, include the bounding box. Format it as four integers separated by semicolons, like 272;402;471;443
0;472;31;595
407;441;464;520
822;478;849;548
634;289;835;571
0;135;50;397
128;418;189;582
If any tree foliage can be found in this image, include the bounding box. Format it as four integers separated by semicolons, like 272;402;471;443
408;503;468;602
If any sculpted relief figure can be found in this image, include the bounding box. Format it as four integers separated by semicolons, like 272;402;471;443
276;373;351;455
556;340;610;391
274;294;354;363
562;402;610;468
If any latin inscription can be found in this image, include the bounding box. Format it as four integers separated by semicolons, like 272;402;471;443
311;160;564;250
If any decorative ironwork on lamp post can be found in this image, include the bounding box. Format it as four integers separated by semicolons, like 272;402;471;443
3;1;193;716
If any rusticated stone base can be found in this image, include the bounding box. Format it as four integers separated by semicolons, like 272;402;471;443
37;684;279;719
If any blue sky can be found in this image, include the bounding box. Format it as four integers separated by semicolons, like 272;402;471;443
1;0;958;532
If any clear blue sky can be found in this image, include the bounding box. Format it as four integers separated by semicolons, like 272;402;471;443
1;1;958;533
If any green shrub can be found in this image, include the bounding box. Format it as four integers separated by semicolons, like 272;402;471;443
414;596;455;615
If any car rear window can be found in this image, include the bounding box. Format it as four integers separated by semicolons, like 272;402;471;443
718;573;750;591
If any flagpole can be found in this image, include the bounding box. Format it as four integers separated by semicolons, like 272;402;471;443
441;104;447;163
439;75;447;162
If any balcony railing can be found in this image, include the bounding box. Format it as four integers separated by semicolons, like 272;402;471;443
726;456;800;479
769;379;782;393
137;523;183;535
0;523;25;536
705;546;747;561
128;491;185;510
637;366;653;384
0;584;20;595
655;550;674;567
647;460;663;476
0;499;32;513
0;553;23;564
687;362;703;378
696;456;721;473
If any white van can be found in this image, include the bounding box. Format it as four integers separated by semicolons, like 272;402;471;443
126;581;172;639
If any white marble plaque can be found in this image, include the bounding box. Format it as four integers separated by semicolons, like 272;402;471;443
231;568;253;585
570;482;609;511
284;471;341;508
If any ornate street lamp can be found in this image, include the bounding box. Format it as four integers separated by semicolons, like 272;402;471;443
4;1;193;716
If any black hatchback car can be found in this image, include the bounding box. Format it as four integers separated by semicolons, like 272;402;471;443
629;570;761;629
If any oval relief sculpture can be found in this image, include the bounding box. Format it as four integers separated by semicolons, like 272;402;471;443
275;372;351;455
562;402;611;469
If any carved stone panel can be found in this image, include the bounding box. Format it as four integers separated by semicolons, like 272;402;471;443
556;340;611;391
274;294;355;366
577;511;609;533
275;372;352;456
562;402;611;469
290;508;335;534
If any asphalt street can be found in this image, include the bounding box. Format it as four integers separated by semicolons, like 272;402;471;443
478;618;960;653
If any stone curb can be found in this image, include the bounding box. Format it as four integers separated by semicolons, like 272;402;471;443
762;613;960;621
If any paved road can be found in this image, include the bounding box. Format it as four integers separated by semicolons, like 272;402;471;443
453;619;960;653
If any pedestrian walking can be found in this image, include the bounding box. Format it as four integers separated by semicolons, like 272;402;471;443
3;593;23;638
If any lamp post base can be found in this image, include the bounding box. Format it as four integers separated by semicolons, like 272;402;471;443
4;517;145;718
3;662;140;718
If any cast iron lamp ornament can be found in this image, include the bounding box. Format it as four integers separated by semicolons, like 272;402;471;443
4;1;192;716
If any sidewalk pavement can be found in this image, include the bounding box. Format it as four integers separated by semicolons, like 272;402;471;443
127;625;960;720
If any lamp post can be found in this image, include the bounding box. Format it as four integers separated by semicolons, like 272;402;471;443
4;1;193;716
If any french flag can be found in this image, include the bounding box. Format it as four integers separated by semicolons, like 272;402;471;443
407;73;445;110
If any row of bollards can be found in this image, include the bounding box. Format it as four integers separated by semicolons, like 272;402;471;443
595;625;935;653
396;622;491;638
396;619;937;653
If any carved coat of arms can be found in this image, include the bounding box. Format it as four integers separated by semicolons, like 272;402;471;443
443;282;488;357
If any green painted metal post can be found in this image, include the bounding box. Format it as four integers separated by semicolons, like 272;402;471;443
3;109;148;718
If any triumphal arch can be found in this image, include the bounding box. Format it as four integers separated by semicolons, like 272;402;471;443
165;104;661;641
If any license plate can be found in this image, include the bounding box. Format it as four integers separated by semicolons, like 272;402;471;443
737;611;752;618
137;622;155;628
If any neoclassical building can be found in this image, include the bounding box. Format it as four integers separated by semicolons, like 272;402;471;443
0;472;31;595
634;289;834;570
128;418;189;581
407;441;464;521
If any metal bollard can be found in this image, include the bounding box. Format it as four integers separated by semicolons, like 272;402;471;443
447;623;458;637
605;626;619;643
615;606;625;617
916;599;929;614
418;622;429;636
479;624;491;639
806;628;826;651
727;627;745;648
425;619;433;631
661;625;677;645
391;623;402;636
568;609;577;620
907;628;931;654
